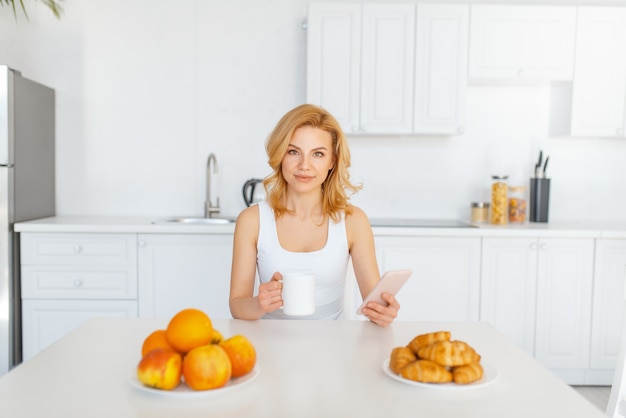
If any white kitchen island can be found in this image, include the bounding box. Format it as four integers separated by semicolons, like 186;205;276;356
0;317;606;418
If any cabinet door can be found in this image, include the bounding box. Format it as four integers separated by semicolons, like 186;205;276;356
570;7;626;137
469;5;576;81
138;234;233;320
307;3;361;134
360;4;415;134
414;4;468;135
371;236;481;321
590;239;626;384
534;238;594;384
481;238;537;356
21;300;137;362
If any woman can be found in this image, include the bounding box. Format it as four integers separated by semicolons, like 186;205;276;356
229;104;399;326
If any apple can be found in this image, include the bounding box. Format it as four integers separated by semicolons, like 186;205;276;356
136;348;182;390
219;334;256;378
183;344;232;390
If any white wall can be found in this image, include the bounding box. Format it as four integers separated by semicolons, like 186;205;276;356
1;0;625;222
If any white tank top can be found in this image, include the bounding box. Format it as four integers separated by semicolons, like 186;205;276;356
256;201;349;320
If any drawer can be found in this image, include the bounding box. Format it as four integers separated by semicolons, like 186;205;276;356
21;233;137;266
21;266;137;299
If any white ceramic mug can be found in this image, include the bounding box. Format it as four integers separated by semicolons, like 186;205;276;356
281;272;315;316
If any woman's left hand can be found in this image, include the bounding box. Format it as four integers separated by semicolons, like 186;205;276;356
361;292;399;327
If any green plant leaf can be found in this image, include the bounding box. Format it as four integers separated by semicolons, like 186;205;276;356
0;0;64;20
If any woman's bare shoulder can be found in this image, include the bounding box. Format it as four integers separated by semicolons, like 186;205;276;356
345;204;370;227
235;205;260;233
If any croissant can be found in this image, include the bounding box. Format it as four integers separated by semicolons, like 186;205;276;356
400;359;452;383
389;346;417;374
417;340;481;367
407;331;451;355
452;362;484;384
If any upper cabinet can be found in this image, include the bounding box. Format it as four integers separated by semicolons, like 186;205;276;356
307;3;468;135
468;5;576;82
360;4;416;134
308;3;626;138
307;3;415;134
306;3;361;134
570;7;626;137
414;4;469;135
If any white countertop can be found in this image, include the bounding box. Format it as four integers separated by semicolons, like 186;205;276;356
13;215;626;238
0;317;605;418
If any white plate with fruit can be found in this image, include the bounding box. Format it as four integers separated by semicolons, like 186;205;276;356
130;365;260;398
131;308;259;397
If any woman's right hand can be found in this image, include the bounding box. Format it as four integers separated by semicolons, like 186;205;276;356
257;271;283;313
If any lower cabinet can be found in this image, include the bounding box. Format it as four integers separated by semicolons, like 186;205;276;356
589;239;626;384
368;236;481;321
137;234;234;320
18;229;625;385
20;232;138;361
21;300;137;361
480;238;538;356
481;237;596;385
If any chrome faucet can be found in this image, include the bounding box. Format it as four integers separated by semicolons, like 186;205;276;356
205;153;220;218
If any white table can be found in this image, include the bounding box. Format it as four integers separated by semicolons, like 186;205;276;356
0;318;605;418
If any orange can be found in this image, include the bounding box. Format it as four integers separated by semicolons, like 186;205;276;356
183;344;232;390
141;329;178;357
165;308;213;354
219;335;256;378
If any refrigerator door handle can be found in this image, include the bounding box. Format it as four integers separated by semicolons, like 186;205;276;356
0;164;14;168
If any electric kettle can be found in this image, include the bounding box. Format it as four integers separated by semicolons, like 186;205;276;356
243;178;266;207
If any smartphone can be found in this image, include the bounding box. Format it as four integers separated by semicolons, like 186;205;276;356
356;269;413;315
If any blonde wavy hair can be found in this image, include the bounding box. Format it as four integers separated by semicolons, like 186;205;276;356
263;104;361;222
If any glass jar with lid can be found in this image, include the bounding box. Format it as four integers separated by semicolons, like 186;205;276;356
470;202;490;224
490;175;508;225
508;185;527;223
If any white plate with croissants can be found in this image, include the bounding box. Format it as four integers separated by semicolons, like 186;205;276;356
383;330;499;390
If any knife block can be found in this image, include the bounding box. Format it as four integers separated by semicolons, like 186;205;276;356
530;178;550;223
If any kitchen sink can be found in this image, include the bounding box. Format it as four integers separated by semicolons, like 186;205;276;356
152;217;235;225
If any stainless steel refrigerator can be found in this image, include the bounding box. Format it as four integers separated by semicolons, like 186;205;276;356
0;66;55;375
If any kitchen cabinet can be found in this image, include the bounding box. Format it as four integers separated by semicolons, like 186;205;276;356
413;4;468;135
20;233;138;361
589;239;626;384
137;234;233;320
367;236;481;321
21;300;137;361
569;7;626;137
469;5;576;82
306;3;360;133
307;3;415;134
535;238;594;385
308;3;468;136
480;238;537;356
482;237;595;385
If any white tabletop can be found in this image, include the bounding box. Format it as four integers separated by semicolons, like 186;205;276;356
0;318;605;418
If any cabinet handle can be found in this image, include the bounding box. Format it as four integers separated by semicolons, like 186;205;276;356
539;243;548;251
518;68;525;77
351;125;359;133
73;245;83;253
361;126;368;133
73;279;83;287
530;243;538;251
138;240;146;248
